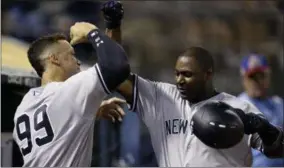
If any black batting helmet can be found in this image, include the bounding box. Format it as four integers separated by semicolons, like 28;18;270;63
190;101;245;149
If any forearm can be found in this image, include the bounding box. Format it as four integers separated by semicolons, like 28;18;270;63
258;125;284;158
116;74;135;104
249;114;284;158
87;29;130;92
101;1;134;102
105;27;122;44
234;109;284;158
104;20;134;102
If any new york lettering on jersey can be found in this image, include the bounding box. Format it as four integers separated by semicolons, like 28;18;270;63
130;75;190;167
165;119;189;135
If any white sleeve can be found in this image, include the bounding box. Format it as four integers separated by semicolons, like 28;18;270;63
56;64;109;118
129;74;175;122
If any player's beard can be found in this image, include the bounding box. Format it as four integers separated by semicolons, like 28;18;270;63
178;88;189;99
178;82;208;103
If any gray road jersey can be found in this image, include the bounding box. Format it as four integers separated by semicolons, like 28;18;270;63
129;75;264;167
13;65;108;167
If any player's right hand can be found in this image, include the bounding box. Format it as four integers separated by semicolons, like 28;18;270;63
70;22;98;45
101;0;124;29
96;97;126;122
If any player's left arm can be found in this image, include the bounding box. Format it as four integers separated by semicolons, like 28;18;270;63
105;26;121;44
56;22;130;118
101;0;135;105
235;103;284;158
70;22;130;94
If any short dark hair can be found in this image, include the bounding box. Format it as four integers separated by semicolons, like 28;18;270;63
27;33;67;77
179;46;214;72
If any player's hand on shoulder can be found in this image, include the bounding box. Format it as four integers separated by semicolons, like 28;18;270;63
70;22;98;45
101;0;124;29
96;97;126;122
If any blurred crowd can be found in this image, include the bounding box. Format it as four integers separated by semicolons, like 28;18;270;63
2;0;283;167
2;1;283;95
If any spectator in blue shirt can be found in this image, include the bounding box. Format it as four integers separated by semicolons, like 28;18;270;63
238;54;284;167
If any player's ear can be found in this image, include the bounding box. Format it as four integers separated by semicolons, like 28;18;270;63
205;68;213;80
49;54;60;66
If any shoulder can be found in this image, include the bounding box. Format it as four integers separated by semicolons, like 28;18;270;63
237;92;249;100
135;75;180;99
19;83;62;109
14;87;43;120
42;82;64;96
136;75;177;92
221;92;262;115
68;67;98;81
155;81;176;91
19;87;45;106
271;95;283;105
151;81;179;99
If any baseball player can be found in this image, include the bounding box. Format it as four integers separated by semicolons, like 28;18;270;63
99;1;284;167
12;22;130;166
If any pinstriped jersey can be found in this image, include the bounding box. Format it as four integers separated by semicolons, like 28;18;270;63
13;65;109;167
129;74;264;167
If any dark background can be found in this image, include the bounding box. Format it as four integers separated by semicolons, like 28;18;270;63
1;0;283;166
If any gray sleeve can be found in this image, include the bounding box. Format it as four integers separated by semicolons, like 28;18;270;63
129;74;174;122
